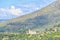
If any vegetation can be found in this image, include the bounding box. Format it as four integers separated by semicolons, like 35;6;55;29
0;31;60;40
0;22;60;40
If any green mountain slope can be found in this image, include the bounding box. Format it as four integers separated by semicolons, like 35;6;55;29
0;0;60;32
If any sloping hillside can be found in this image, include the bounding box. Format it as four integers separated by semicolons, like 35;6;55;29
0;0;60;32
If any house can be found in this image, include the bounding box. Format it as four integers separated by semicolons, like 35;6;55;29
27;29;37;34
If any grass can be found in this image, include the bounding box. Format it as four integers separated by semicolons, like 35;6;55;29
0;31;60;40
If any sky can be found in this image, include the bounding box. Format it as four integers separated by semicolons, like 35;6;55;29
0;0;56;19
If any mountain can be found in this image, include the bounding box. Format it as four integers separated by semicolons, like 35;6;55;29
0;19;5;22
0;19;9;22
0;0;60;32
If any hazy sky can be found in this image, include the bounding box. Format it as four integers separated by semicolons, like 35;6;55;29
0;0;56;19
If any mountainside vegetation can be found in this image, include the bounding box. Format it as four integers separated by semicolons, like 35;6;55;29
0;0;60;32
0;22;60;40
